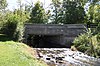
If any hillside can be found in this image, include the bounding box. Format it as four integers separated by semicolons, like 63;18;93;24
0;41;47;66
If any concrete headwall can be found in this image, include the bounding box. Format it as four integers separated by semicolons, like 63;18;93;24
24;24;87;47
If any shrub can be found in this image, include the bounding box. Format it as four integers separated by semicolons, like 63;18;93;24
0;14;20;41
14;25;24;42
73;33;90;52
73;28;100;58
1;15;18;36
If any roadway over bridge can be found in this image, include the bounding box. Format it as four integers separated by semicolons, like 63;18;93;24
24;24;87;48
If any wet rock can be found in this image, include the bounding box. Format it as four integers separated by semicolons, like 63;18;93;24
55;57;63;60
46;58;51;60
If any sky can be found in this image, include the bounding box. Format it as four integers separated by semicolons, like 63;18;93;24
6;0;99;12
7;0;52;11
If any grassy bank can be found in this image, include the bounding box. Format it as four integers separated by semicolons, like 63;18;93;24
0;41;47;66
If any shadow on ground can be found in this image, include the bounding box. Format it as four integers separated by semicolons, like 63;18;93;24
0;34;12;41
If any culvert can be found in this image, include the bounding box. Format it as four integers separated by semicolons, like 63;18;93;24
24;24;86;48
26;34;66;48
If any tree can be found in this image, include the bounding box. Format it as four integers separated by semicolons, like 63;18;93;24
29;1;48;24
50;0;63;24
0;13;19;39
62;0;86;24
0;0;7;27
78;0;89;7
87;1;100;24
50;0;87;24
0;0;7;10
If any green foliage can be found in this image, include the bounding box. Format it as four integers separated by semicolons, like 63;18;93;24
0;7;30;41
87;0;100;24
0;12;26;41
73;28;100;58
73;33;90;52
0;10;10;28
1;14;19;39
63;0;86;24
0;0;7;10
15;24;24;42
0;41;47;66
50;0;63;24
50;0;86;24
78;0;89;7
29;1;48;24
13;9;30;41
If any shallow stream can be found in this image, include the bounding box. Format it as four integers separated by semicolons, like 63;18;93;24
35;48;100;66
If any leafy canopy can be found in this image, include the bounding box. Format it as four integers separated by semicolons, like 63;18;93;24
29;1;48;24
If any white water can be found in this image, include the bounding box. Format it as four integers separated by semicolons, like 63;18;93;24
35;48;100;66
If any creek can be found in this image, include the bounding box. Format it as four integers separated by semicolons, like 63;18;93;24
35;48;100;66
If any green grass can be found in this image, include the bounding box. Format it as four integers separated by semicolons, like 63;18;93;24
0;41;47;66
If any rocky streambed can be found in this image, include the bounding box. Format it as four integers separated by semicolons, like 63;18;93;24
35;48;100;66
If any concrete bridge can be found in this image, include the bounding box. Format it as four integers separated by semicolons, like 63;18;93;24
23;24;87;48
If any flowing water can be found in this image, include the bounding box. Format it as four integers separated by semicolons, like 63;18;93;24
35;48;100;66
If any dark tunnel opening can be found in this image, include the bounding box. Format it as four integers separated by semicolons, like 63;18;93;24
27;34;66;48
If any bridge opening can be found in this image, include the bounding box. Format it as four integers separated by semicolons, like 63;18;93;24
27;34;66;48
